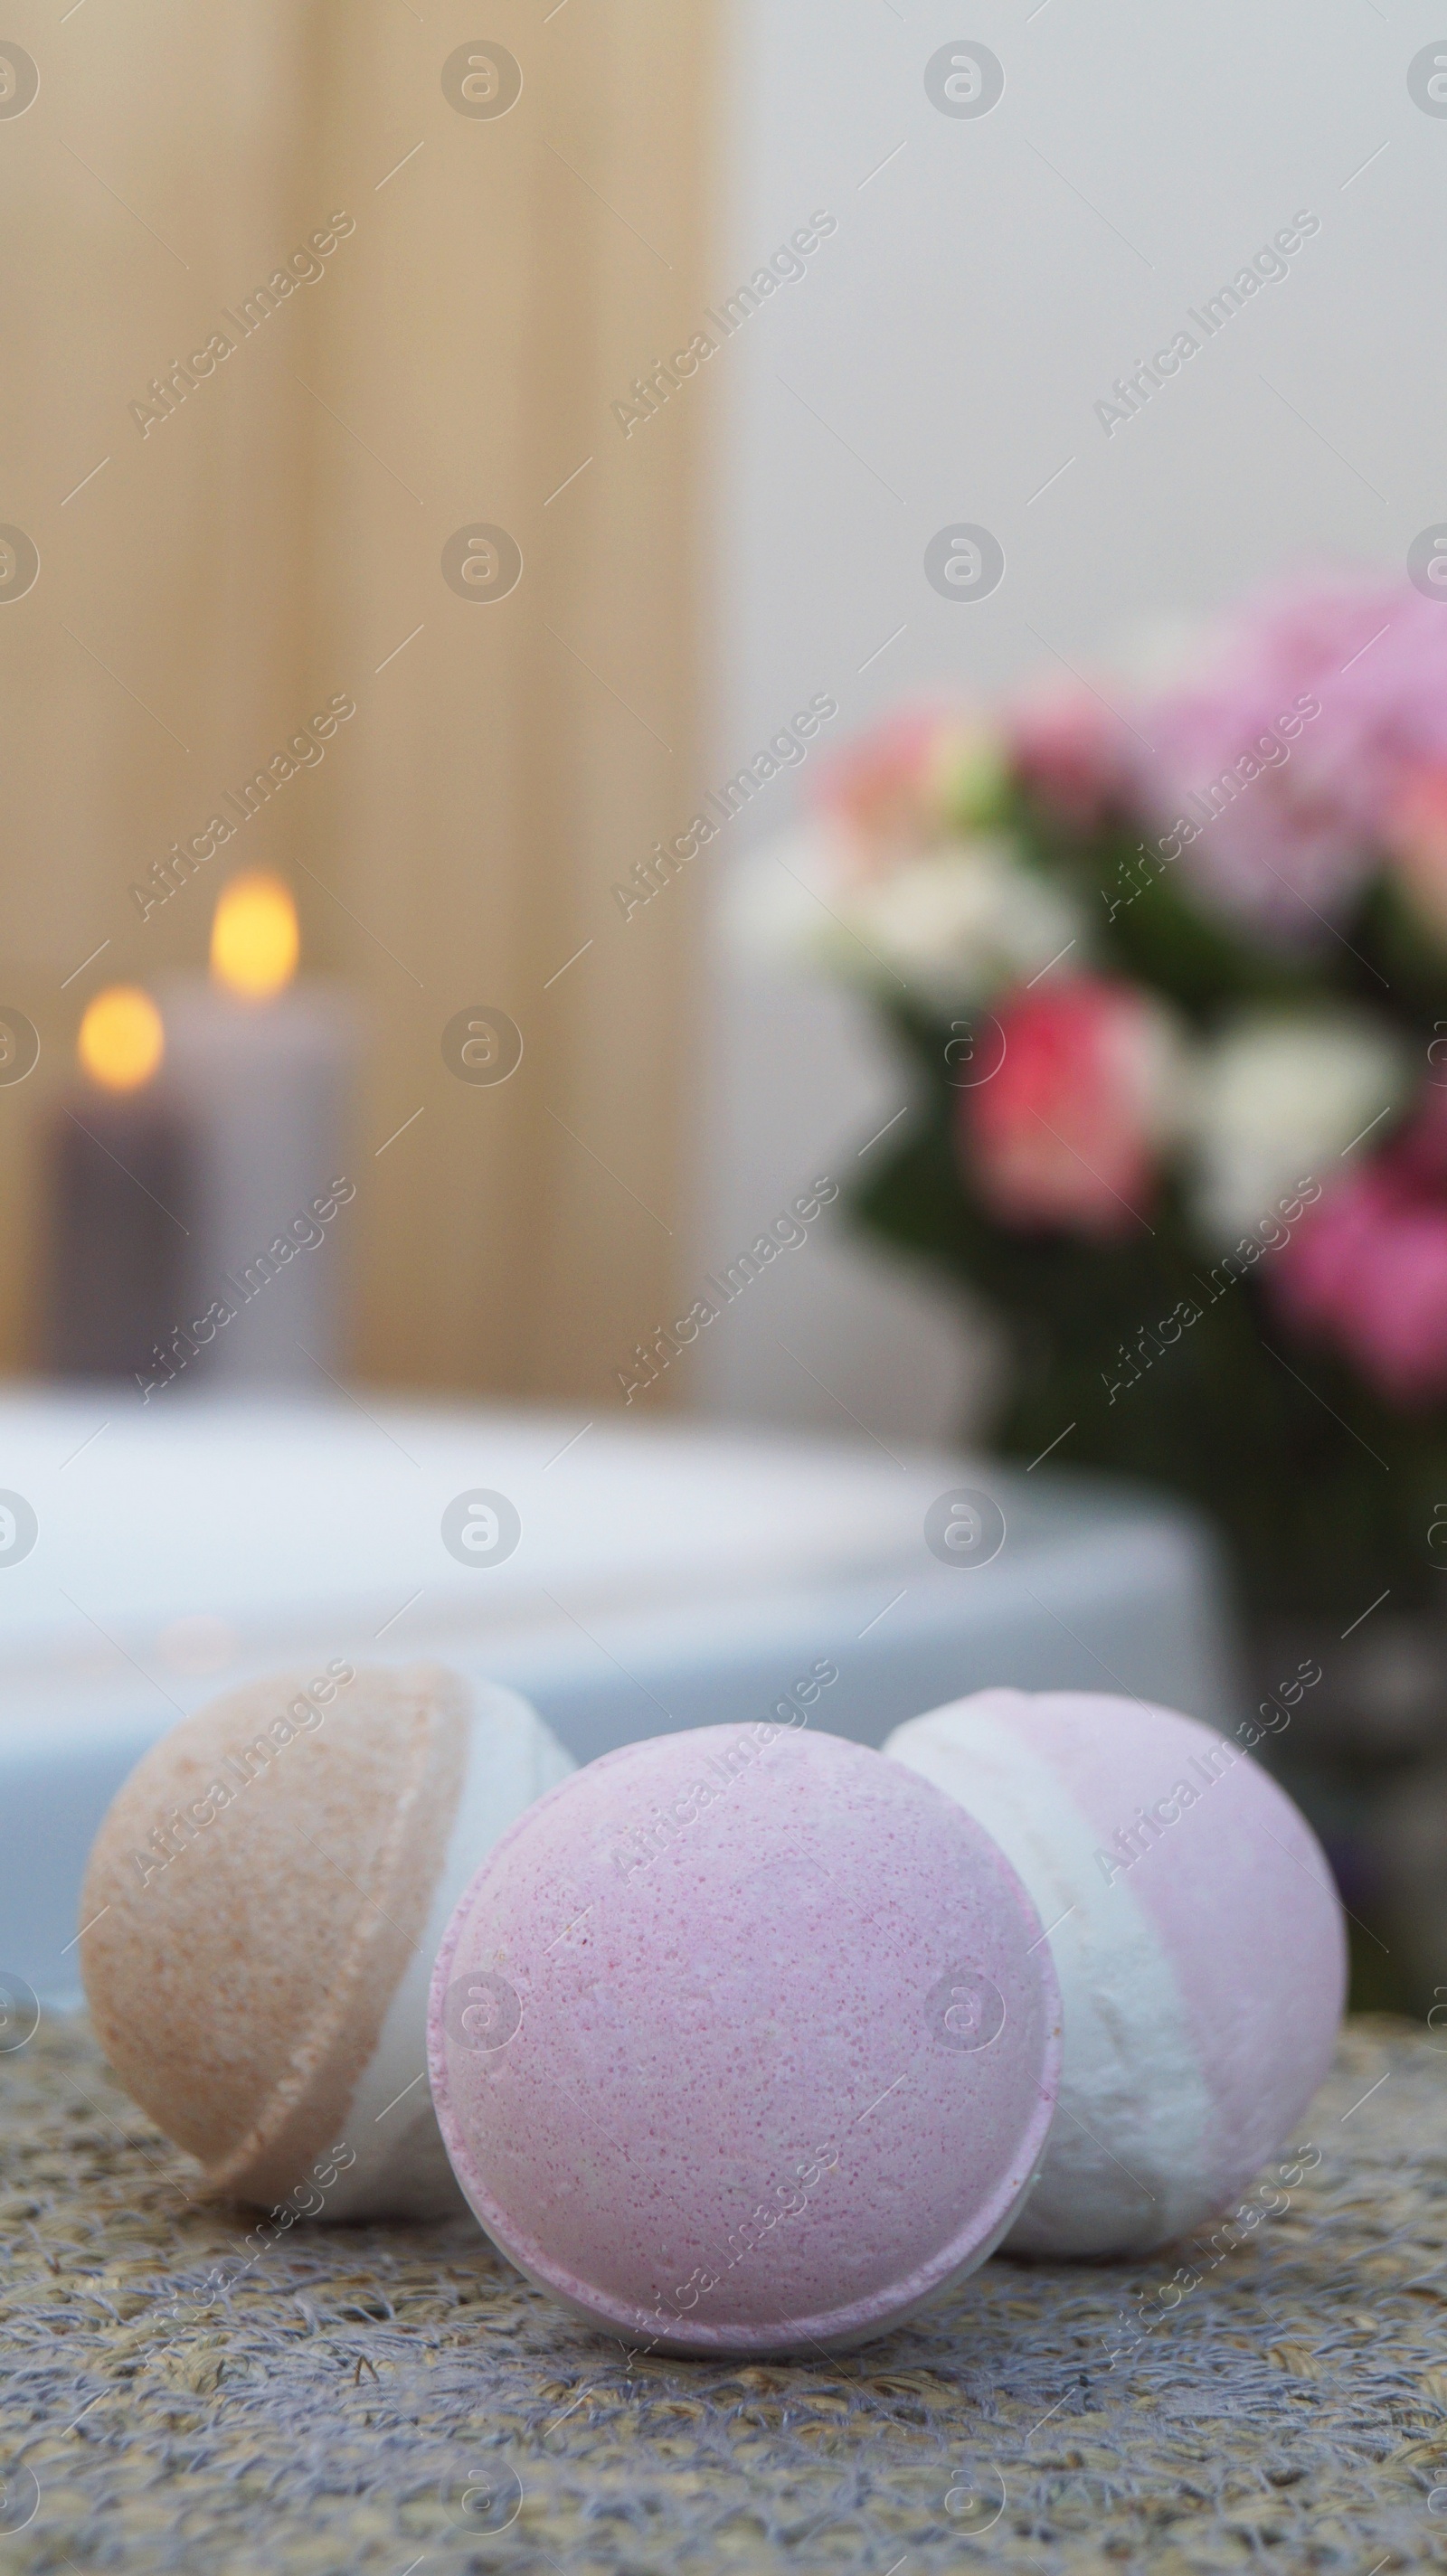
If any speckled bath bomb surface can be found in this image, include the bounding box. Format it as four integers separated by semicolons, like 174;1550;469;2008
428;1723;1062;2355
886;1689;1347;2259
79;1663;572;2219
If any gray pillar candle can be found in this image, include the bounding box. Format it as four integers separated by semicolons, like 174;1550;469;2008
43;987;196;1383
156;875;358;1391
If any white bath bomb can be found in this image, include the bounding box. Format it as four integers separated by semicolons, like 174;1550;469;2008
884;1688;1346;2256
80;1662;572;2221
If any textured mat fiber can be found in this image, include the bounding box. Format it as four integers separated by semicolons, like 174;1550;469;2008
2;2014;1446;2572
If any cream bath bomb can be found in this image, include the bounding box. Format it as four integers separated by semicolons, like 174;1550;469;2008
428;1722;1062;2355
885;1689;1346;2257
80;1661;572;2219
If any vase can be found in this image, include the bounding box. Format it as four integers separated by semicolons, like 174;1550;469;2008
1249;1609;1447;2015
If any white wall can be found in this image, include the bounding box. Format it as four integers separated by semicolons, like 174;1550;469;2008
693;0;1445;1439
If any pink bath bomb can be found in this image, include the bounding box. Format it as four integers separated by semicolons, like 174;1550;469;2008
886;1690;1348;2257
428;1722;1062;2354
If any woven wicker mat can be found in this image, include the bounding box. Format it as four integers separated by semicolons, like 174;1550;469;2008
3;2014;1446;2575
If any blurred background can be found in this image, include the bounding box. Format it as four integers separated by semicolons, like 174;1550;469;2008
2;0;1441;1409
0;0;705;1395
4;0;1447;2009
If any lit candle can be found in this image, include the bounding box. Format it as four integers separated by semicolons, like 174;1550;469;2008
44;986;194;1382
156;873;358;1392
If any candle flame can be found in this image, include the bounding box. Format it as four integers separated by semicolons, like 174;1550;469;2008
211;872;299;1000
78;986;165;1092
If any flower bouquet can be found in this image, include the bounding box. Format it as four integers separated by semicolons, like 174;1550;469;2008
790;578;1447;1628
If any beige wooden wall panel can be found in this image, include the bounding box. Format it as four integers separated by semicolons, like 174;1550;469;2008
0;0;318;1360
0;0;711;1400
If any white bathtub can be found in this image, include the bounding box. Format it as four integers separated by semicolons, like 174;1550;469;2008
0;1390;1241;2002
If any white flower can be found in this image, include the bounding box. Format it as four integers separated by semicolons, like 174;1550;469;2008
825;836;1083;1010
1187;1010;1407;1245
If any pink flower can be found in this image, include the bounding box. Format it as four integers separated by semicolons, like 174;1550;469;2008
819;709;944;866
1271;1169;1447;1405
1269;1168;1395;1339
1386;767;1447;942
1006;684;1133;832
1130;579;1447;945
964;977;1179;1237
1268;1087;1447;1404
817;707;1005;882
1347;1212;1447;1403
